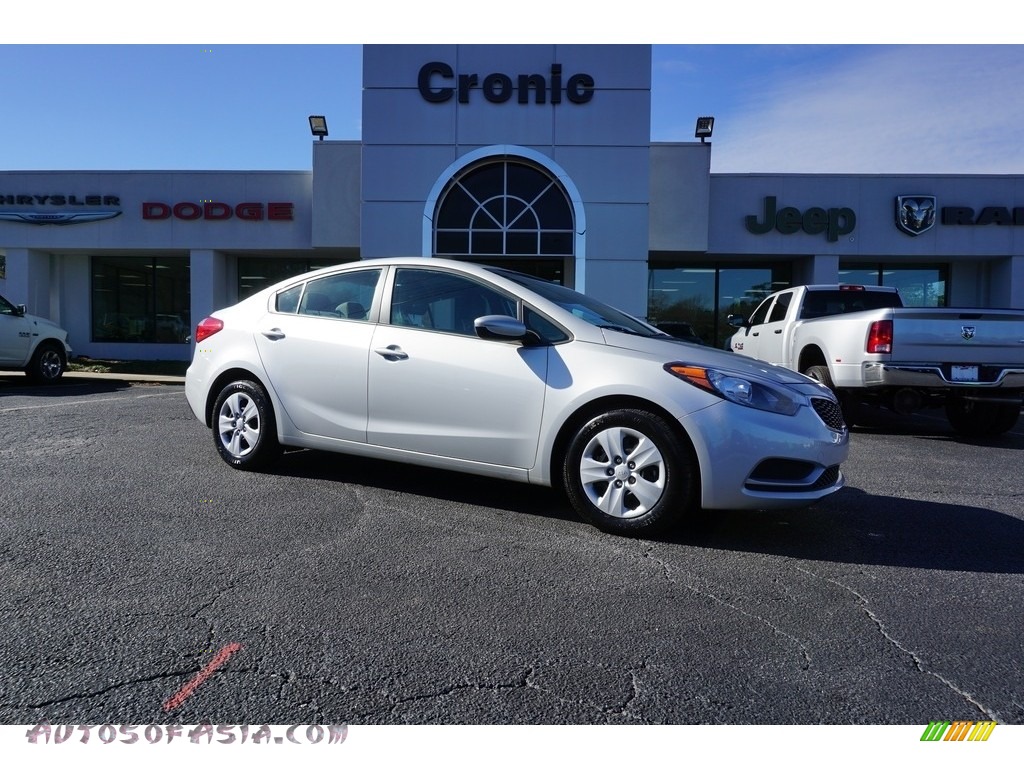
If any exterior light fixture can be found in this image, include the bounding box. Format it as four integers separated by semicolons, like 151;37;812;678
308;115;329;140
695;116;714;143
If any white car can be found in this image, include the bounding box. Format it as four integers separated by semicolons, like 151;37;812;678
185;258;849;535
0;292;72;383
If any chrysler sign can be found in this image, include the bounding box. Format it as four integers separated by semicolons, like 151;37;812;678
0;193;122;225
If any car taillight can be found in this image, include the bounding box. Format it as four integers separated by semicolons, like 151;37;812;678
867;320;892;354
194;317;224;343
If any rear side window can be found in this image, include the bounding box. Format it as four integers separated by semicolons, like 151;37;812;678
799;290;901;319
275;269;382;319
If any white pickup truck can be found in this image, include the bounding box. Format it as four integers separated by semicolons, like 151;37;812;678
726;284;1024;436
0;291;72;383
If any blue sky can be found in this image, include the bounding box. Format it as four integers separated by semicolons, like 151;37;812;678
3;8;1020;175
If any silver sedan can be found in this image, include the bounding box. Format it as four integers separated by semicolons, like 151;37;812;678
185;258;849;536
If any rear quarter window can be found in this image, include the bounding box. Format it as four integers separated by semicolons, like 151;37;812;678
275;284;303;313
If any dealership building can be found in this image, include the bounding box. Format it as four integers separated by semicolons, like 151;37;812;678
2;44;1024;360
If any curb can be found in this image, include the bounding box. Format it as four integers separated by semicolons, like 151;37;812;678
64;371;186;384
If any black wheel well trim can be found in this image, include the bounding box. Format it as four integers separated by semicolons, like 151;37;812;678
34;339;66;356
798;345;827;372
204;367;274;428
549;395;701;494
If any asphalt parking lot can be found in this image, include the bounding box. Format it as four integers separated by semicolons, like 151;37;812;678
0;375;1022;726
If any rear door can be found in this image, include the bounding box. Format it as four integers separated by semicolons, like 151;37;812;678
253;268;382;442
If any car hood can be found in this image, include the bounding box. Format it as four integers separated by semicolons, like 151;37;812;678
599;329;829;393
26;313;68;337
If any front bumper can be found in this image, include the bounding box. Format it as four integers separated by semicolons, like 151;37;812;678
681;398;849;511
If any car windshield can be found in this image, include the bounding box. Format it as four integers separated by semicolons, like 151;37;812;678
489;269;660;337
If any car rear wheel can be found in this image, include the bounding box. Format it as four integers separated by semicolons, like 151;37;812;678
562;408;697;535
945;397;1020;437
212;380;281;469
25;342;66;384
803;364;834;390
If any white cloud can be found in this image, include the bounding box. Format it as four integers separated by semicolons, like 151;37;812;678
711;46;1024;174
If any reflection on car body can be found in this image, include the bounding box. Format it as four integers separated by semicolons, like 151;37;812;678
185;258;849;536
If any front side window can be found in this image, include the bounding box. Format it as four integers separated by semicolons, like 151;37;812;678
390;269;517;336
747;298;772;327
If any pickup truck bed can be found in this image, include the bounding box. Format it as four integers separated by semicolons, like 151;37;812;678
727;285;1024;436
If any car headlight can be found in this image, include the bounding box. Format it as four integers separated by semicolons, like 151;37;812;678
665;363;802;416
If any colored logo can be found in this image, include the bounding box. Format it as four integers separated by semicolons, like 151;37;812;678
920;720;997;742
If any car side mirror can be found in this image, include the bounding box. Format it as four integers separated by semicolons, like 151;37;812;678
726;314;747;328
474;314;528;342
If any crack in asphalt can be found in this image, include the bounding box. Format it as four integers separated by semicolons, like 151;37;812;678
346;665;651;723
796;566;1000;721
20;669;196;709
640;544;813;670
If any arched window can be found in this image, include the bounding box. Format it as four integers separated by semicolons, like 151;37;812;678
434;160;574;258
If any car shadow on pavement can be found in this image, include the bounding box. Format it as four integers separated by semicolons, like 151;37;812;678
273;447;580;525
848;404;1024;448
656;486;1024;575
0;376;137;397
259;441;1024;571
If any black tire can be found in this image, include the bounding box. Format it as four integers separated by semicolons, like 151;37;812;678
945;398;1020;437
562;408;698;536
803;364;834;390
211;380;282;470
25;342;66;384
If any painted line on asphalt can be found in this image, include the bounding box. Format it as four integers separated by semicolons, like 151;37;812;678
162;642;244;713
0;390;184;413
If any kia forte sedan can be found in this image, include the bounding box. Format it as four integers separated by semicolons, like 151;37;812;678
185;258;848;536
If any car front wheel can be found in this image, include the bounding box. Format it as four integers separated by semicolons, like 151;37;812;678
562;408;697;535
212;380;281;470
26;342;66;384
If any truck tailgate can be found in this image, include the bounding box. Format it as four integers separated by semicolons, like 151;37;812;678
891;309;1024;365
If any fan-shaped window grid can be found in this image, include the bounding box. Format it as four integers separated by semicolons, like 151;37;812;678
435;161;574;258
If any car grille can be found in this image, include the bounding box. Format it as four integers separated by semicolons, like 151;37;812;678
811;397;846;432
810;465;841;491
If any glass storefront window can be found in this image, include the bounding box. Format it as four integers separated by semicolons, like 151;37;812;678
649;263;792;348
838;263;947;306
238;257;339;300
91;256;190;343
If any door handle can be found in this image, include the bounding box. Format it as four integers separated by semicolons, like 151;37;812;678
374;345;408;361
752;331;760;337
261;328;286;341
774;329;782;334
